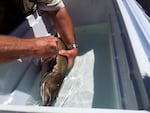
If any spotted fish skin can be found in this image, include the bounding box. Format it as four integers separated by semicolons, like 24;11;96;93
40;38;68;106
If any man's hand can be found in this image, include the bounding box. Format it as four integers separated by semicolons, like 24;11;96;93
59;48;78;69
34;35;58;62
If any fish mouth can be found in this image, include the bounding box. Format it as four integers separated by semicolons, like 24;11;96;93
40;82;52;106
43;96;52;106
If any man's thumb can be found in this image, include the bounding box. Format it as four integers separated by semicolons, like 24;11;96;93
58;50;67;56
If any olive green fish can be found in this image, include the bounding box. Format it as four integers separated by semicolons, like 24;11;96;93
40;38;68;106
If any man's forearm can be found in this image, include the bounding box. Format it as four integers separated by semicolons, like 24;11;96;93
0;35;58;64
49;7;76;47
0;35;35;63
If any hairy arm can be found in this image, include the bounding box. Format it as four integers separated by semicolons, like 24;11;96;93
0;35;58;63
49;8;76;47
49;7;78;68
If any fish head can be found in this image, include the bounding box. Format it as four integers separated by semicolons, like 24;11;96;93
40;73;62;106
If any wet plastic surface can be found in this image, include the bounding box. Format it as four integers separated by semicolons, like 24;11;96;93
0;23;121;109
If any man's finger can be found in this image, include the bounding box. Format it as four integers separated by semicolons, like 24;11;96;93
58;50;68;57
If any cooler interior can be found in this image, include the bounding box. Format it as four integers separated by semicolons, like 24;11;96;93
0;0;149;111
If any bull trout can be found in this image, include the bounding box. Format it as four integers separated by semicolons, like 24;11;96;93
40;38;68;106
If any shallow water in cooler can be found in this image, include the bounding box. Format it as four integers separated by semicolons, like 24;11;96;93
0;23;121;109
26;23;121;108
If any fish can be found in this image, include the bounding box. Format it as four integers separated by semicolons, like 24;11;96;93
40;38;68;106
